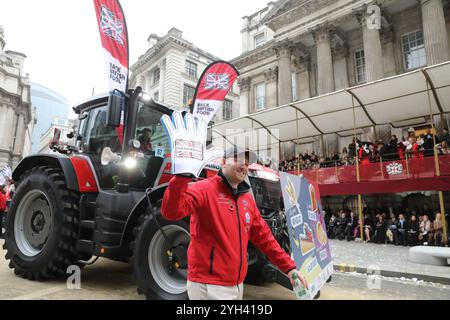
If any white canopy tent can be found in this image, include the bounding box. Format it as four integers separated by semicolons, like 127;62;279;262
211;61;450;154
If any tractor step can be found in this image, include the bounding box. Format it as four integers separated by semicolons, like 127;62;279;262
79;220;95;230
77;239;95;253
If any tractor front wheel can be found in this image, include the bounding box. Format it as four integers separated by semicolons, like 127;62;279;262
132;202;190;300
3;166;81;280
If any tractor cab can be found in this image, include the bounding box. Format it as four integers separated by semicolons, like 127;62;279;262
72;88;175;192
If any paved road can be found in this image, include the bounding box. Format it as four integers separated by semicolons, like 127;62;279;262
1;241;449;300
329;239;450;281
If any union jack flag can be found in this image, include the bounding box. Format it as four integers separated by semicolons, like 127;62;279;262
100;5;124;45
175;140;203;161
204;73;229;90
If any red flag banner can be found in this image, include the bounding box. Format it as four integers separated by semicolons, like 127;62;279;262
192;61;239;123
93;0;129;92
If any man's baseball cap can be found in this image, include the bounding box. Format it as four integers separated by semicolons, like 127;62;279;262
224;146;257;164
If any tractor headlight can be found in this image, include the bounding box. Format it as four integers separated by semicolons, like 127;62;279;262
123;157;137;170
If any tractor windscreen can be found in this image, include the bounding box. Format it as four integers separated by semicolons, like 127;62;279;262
128;102;171;190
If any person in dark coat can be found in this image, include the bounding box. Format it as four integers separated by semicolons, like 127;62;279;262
387;135;399;160
439;128;450;145
396;214;408;246
422;129;435;157
327;214;337;239
345;211;358;241
407;215;420;246
335;211;348;240
374;215;387;244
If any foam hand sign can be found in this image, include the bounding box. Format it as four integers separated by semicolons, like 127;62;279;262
161;111;224;177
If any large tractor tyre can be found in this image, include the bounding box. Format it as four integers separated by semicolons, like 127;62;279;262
245;246;267;285
3;166;81;280
131;202;190;300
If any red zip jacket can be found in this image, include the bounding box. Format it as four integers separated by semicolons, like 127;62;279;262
0;191;6;212
161;171;296;286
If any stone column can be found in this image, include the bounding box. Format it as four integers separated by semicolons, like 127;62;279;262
264;67;278;108
159;60;166;102
292;47;311;100
356;9;384;82
238;77;250;116
312;25;335;95
275;42;293;105
13;112;25;156
332;44;349;90
420;0;449;65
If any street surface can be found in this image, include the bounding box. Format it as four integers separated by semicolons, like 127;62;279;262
1;240;449;300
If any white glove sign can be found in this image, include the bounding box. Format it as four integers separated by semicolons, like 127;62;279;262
161;111;224;177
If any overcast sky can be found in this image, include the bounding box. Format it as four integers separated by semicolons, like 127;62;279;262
0;0;269;107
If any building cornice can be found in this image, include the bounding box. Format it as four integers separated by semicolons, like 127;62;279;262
131;34;221;73
231;40;277;69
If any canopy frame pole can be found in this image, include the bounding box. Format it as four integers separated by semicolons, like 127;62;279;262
351;95;364;240
425;80;448;245
380;156;384;179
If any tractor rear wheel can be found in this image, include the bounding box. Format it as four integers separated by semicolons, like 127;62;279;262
132;201;190;300
3;166;81;280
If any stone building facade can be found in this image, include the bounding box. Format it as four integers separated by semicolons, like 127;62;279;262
232;0;450;159
130;28;239;124
0;26;34;168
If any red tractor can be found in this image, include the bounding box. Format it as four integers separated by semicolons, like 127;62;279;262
2;87;292;299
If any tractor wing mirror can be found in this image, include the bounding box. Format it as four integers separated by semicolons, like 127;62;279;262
107;92;124;127
101;147;121;165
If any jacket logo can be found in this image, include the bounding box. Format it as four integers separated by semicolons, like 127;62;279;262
245;212;251;224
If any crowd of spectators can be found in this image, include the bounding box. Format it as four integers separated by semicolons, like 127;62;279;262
278;127;450;172
324;208;449;247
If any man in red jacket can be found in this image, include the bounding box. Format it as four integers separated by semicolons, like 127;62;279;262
0;183;7;238
161;146;307;300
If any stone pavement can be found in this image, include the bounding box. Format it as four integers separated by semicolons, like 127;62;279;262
329;239;450;284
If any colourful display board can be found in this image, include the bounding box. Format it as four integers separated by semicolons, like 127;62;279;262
279;172;333;299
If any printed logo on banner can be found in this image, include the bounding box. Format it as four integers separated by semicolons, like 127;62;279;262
100;5;125;45
290;214;303;228
319;249;328;261
308;210;317;222
175;140;204;160
386;162;403;175
204;74;229;90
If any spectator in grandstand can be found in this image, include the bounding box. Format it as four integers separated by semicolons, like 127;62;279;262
387;135;399;160
348;139;357;159
433;213;447;247
330;151;339;163
363;213;374;243
422;129;435;157
376;141;388;161
407;215;420;246
386;213;398;244
437;140;450;155
406;136;421;158
396;213;408;246
419;215;432;245
440;128;450;144
327;214;337;239
374;214;387;244
345;211;358;241
335;211;348;240
341;147;348;160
